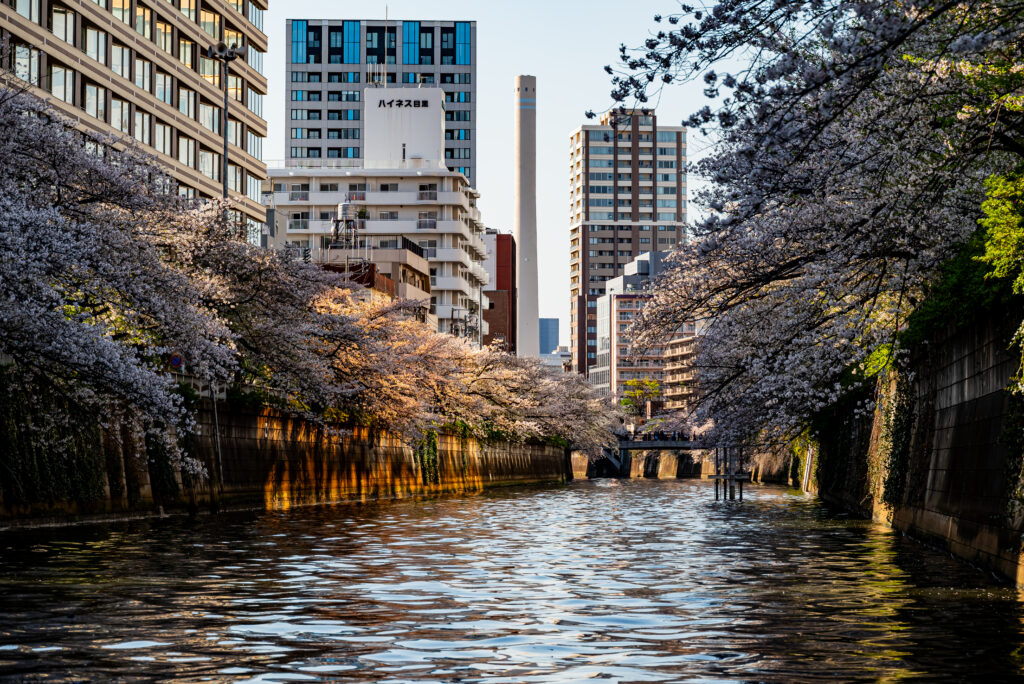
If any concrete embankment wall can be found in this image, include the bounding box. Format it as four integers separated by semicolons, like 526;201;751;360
0;405;570;524
805;314;1024;583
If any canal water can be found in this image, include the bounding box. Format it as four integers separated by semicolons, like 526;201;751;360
1;479;1022;682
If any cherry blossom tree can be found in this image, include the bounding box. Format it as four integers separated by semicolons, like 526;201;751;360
615;2;1024;444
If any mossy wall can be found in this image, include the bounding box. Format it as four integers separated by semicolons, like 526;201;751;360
808;314;1024;582
0;402;571;523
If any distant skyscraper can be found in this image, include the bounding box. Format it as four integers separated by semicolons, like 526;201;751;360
285;19;477;184
514;74;539;357
568;108;687;376
539;318;559;355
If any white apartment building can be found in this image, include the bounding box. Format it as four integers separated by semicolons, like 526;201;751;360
264;88;488;342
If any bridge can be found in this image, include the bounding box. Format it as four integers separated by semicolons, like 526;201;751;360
617;438;697;451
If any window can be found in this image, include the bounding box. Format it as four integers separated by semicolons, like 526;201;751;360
445;91;470;103
228;118;241;147
225;28;243;51
179;0;195;21
445;148;471;160
343;20;360;63
227;164;242;192
48;63;74;103
156;21;172;54
84;83;106;120
440;73;471;84
327;128;359;139
329;71;359;83
135;5;152;39
155;72;172;104
51;6;74;44
656;130;676;142
178;86;195;117
445;110;471;122
110;98;129;132
135;57;151;91
178;135;196;167
134;110;151;145
85;27;107;64
445;129;470;141
199;57;219;87
247;2;263;31
247;175;262;203
200;9;220;39
179;38;194;69
326;147;359;158
657;160;676;169
199;102;219;132
11;0;40;23
247;89;263;117
329;109;359;121
455;22;471;64
198;149;220;180
247;131;264;161
228;75;243;102
12;45;40;84
402;21;419;64
248;48;264;75
154;122;172;155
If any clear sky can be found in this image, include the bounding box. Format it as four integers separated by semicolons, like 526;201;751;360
264;1;710;345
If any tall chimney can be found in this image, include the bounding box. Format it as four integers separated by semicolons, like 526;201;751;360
514;75;539;357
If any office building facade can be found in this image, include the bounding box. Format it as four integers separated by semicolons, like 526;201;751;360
284;18;476;184
568;108;686;376
482;228;516;352
1;0;269;231
539;318;558;355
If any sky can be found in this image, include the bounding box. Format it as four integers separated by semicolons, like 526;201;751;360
264;1;712;345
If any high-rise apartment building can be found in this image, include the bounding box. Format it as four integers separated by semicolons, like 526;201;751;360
285;18;476;184
568;108;686;376
1;0;269;232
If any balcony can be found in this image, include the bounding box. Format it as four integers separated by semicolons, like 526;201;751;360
288;191;309;201
433;275;474;295
346;191;366;201
433;247;472;267
418;190;438;201
417;218;438;230
287;219;309;231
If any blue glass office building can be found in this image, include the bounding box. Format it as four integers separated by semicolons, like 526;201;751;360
539;318;559;355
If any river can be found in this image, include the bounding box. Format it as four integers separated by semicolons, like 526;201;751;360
1;479;1021;681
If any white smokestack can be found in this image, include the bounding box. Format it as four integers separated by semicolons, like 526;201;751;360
514;75;539;357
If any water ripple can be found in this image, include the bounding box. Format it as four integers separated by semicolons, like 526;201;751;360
0;479;1022;681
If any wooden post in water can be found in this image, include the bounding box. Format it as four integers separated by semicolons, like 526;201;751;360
714;447;720;500
738;446;744;501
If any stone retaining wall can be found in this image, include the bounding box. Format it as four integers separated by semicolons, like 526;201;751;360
0;405;570;524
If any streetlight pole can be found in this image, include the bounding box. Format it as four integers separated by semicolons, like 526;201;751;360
203;40;242;511
206;41;244;202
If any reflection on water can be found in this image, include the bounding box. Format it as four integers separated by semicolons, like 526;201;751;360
1;479;1022;682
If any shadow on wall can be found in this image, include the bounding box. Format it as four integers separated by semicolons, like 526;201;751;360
0;402;570;522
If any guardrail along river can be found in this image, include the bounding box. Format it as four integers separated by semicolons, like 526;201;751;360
2;479;1022;681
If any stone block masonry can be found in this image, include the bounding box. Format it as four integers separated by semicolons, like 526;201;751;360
0;405;571;525
808;310;1024;584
